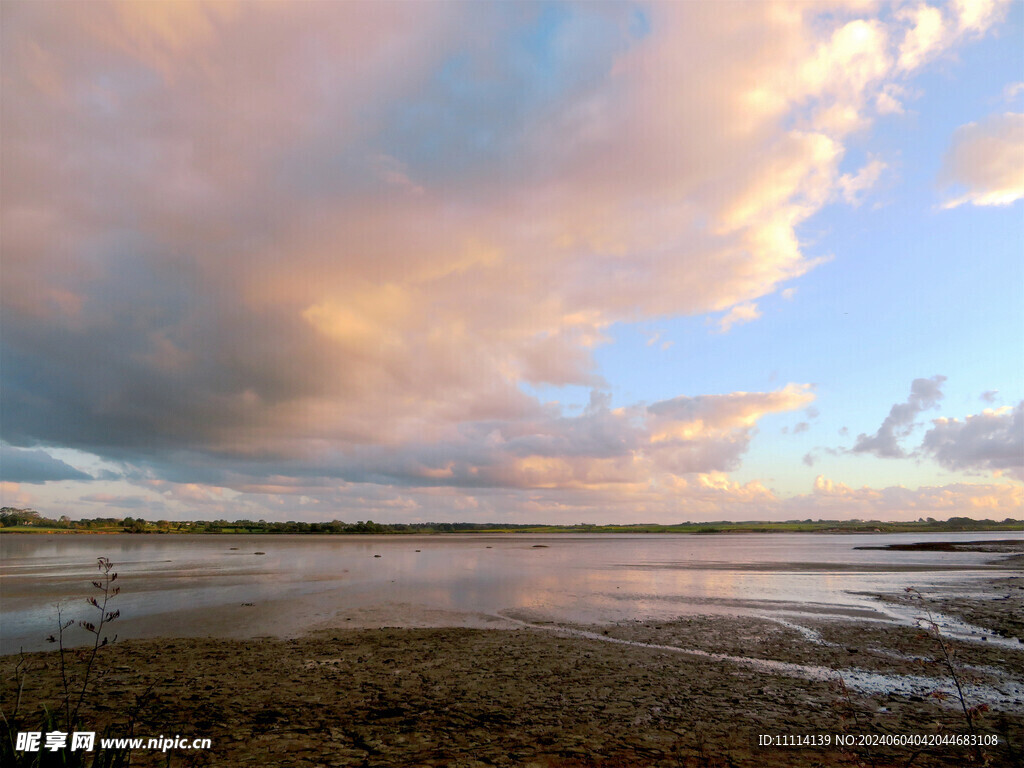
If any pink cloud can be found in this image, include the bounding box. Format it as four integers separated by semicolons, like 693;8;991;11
941;112;1024;208
798;476;1023;519
0;482;33;509
1;2;1013;519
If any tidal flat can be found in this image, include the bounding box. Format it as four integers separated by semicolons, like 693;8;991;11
3;579;1022;766
3;535;1021;766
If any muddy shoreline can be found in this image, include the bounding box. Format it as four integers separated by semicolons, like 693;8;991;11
853;539;1023;553
3;576;1022;767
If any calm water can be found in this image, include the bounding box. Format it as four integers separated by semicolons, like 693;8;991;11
1;531;1019;654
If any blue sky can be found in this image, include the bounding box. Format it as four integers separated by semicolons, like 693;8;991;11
2;0;1021;522
589;4;1024;497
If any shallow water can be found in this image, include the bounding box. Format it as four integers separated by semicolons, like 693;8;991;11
1;531;1019;654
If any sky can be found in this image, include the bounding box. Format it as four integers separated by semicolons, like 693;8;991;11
2;0;1022;524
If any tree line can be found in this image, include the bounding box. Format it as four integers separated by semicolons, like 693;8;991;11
1;507;1021;535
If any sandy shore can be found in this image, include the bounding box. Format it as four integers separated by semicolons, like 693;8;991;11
3;575;1022;768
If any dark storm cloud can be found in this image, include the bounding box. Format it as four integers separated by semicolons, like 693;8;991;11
0;444;93;484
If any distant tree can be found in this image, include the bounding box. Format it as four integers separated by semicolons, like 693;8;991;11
126;518;147;533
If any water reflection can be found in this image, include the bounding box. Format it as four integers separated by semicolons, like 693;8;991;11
1;532;1018;653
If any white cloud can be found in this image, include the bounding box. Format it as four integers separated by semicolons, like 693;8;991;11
838;157;887;205
897;1;1010;72
876;84;906;114
921;402;1024;480
717;303;762;333
898;4;947;71
953;0;1004;34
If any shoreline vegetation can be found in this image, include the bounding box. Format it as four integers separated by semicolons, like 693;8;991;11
2;508;1021;536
